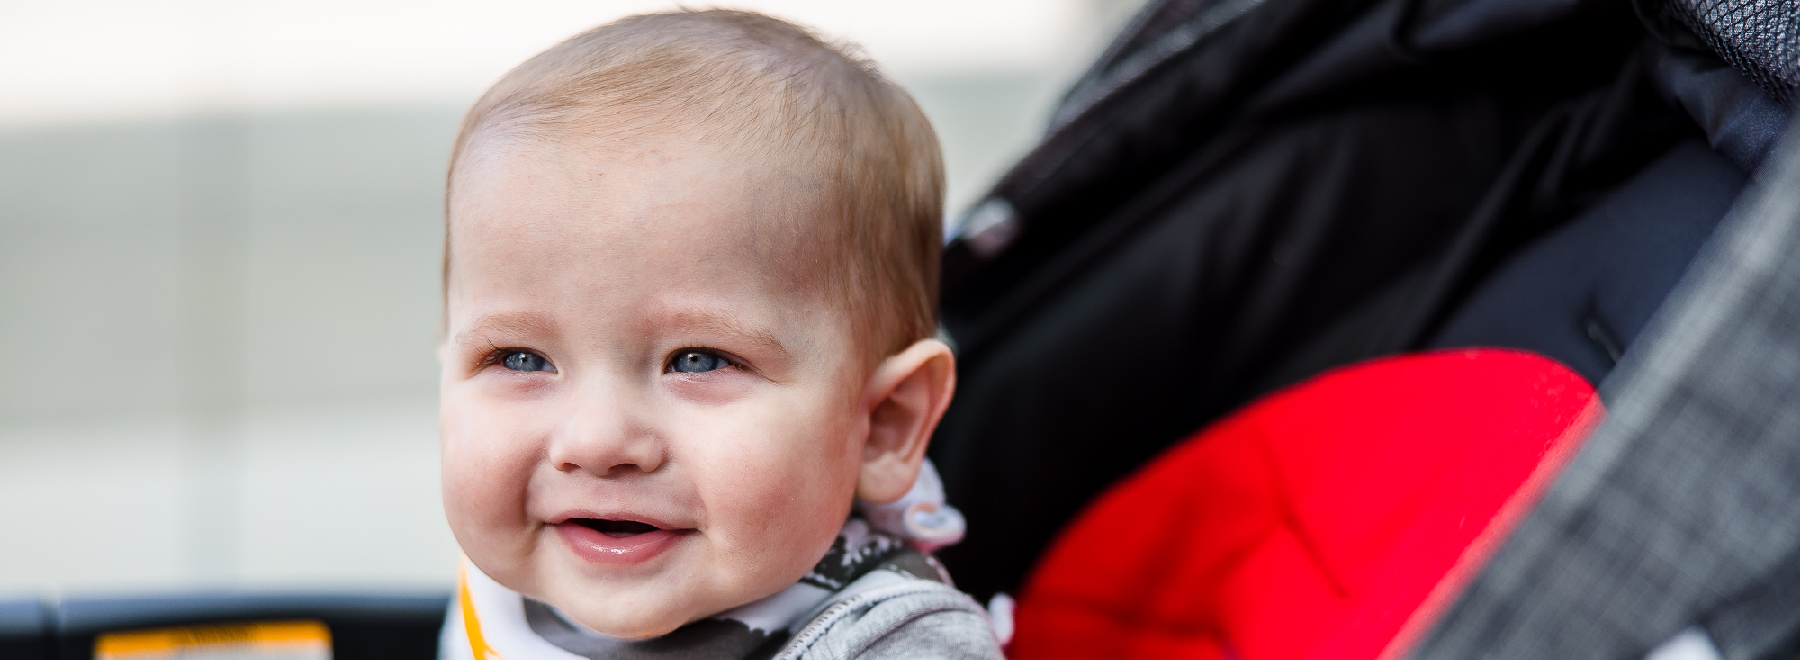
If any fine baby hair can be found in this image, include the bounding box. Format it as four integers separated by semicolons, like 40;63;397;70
446;9;945;361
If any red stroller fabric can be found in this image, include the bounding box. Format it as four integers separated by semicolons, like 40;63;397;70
1008;349;1601;660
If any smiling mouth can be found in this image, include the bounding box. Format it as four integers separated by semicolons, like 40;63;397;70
571;518;661;538
554;517;686;565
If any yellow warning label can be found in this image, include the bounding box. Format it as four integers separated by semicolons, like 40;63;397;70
95;619;331;659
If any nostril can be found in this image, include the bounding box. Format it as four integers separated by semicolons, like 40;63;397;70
553;460;652;475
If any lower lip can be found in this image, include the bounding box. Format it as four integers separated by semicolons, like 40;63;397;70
553;523;687;565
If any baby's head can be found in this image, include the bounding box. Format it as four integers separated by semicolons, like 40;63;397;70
437;9;953;641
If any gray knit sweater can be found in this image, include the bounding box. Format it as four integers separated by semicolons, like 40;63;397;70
770;569;1001;660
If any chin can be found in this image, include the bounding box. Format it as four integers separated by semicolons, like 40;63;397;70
552;591;697;640
582;613;693;641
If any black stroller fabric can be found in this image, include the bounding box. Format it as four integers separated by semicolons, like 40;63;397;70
1423;138;1743;385
929;0;1783;601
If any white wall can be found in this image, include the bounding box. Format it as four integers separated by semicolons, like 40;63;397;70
0;0;1145;596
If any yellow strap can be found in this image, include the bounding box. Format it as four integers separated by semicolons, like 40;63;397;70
95;620;330;658
460;560;506;660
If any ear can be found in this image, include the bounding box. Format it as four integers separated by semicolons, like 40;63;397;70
856;338;957;504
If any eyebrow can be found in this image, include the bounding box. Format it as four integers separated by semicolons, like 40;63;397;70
661;309;791;360
454;311;559;348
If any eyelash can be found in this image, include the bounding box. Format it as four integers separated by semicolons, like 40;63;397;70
474;347;746;374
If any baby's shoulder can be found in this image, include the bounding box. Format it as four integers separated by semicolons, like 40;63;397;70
776;573;1003;660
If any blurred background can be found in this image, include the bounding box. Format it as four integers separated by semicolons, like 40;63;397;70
0;0;1145;596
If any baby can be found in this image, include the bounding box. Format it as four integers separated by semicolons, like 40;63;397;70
435;9;1002;660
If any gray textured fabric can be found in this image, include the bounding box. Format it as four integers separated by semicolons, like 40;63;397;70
828;604;996;660
1409;117;1800;658
1667;0;1800;104
773;577;1002;660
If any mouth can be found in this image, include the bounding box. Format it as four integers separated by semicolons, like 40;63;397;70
551;516;689;565
571;518;661;538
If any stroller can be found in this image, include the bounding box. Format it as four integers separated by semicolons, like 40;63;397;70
931;0;1800;657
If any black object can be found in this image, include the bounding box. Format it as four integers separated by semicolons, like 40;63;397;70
1426;138;1745;384
928;0;1781;602
0;591;448;660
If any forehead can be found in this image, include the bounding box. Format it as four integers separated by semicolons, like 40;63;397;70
451;130;824;264
445;134;845;339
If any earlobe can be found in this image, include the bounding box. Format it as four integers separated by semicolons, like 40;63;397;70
856;339;957;504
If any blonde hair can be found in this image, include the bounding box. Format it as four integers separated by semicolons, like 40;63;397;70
446;9;944;359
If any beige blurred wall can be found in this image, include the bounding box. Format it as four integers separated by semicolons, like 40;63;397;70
0;109;460;593
0;1;1145;595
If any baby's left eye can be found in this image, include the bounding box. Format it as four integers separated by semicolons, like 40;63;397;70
669;349;732;374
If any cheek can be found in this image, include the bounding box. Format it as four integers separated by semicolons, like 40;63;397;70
439;388;539;544
686;399;862;574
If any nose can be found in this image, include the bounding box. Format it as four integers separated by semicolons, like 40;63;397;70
544;390;666;476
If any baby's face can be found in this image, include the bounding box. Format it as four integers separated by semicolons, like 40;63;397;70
440;135;870;639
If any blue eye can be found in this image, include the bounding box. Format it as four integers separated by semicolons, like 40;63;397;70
501;351;554;373
670;349;731;374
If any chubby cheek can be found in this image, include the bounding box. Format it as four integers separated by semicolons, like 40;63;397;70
686;399;863;589
439;388;542;576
